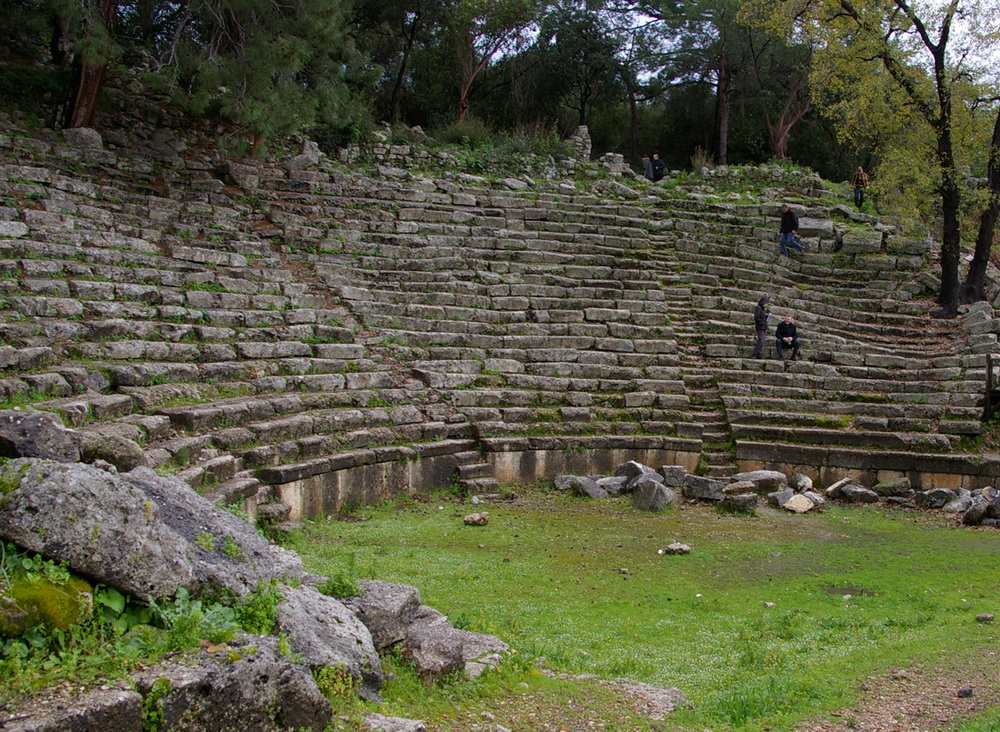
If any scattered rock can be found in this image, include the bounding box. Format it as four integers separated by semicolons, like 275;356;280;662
976;613;994;623
720;493;757;514
783;494;816;514
363;714;427;732
463;512;489;526
660;542;691;555
632;481;674;511
788;473;813;492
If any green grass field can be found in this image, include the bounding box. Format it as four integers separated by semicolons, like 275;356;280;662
291;485;1000;730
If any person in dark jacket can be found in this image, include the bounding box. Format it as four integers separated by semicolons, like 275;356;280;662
752;296;771;359
642;154;653;181
651;153;666;182
775;314;801;361
779;204;804;256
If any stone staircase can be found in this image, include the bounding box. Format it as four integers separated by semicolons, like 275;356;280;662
2;121;998;517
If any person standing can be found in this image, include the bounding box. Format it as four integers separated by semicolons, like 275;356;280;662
850;166;870;210
752;296;771;359
642;154;653;181
651;153;666;182
778;204;804;256
775;314;801;361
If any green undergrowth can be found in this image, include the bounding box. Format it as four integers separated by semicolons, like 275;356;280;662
0;543;284;709
291;485;1000;730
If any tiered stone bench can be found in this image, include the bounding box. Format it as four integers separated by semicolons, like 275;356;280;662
3;123;1000;520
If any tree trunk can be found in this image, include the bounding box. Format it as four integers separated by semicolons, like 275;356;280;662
389;11;423;124
936;162;962;317
961;106;1000;304
56;0;119;130
716;64;730;165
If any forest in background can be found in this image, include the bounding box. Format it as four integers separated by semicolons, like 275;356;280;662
0;0;999;313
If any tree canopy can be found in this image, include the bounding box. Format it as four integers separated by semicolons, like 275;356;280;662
2;0;998;310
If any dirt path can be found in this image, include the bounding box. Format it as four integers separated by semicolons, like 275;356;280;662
796;647;1000;731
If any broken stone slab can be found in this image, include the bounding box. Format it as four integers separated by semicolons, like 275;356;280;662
568;475;608;499
275;584;383;700
0;410;80;462
942;496;974;514
682;474;725;501
730;470;788;493
871;476;913;497
723;480;757;495
961;496;991;525
837;484;880;504
595;475;628;495
342;580;421;651
135;634;331;731
720;493;758;514
659;465;686;487
802;491;826;508
767;488;795;508
615;460;663;490
788;473;813;492
75;431;148;472
632;481;675;511
914;488;957;509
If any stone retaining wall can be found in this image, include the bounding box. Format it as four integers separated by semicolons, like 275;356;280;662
736;441;1000;491
484;436;702;484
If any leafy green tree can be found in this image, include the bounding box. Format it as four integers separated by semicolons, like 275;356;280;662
765;0;1000;315
447;0;538;122
534;2;624;129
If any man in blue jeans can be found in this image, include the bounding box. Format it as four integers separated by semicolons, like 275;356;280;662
779;204;805;256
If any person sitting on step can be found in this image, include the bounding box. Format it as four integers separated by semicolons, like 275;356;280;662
775;314;801;361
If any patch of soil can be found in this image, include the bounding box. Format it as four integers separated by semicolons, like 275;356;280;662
796;647;1000;731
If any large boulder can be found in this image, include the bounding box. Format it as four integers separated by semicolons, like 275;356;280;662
0;460;302;600
342;580;421;650
275;584;383;699
632;481;675;511
0;410;79;462
402;606;508;681
135;635;331;731
567;475;608;499
615;461;663;492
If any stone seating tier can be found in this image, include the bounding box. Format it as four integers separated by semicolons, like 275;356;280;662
2;125;996;501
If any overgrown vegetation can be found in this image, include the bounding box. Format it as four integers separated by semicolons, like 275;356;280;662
0;543;280;709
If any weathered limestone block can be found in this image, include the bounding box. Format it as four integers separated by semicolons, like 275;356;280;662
275;584;383;699
136;635;331;731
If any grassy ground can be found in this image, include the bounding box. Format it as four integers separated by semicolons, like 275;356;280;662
289;486;1000;731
